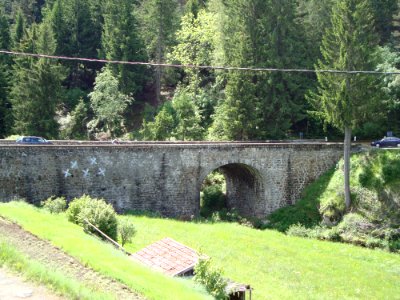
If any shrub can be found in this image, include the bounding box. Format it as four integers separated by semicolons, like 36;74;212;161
286;224;312;238
200;185;226;218
66;195;91;224
66;195;118;241
194;257;228;300
119;218;137;246
41;197;67;214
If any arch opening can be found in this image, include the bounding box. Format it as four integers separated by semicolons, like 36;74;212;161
199;163;264;218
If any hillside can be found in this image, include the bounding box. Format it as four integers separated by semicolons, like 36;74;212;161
0;201;399;300
267;149;400;252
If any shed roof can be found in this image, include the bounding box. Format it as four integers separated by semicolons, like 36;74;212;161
131;237;199;276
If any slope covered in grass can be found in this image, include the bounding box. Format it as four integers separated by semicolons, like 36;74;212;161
3;202;399;299
120;213;400;300
267;149;400;251
0;202;211;300
0;241;114;300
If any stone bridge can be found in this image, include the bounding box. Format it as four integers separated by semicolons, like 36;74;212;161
0;142;343;218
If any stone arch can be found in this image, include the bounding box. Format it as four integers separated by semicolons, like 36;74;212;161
199;163;265;217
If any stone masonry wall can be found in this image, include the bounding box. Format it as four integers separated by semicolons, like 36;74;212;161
0;143;343;218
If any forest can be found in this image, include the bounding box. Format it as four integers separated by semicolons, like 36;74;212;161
0;0;399;141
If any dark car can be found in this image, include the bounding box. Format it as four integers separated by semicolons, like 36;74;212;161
371;137;400;148
16;136;52;144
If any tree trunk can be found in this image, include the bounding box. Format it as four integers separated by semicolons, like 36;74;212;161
344;125;352;211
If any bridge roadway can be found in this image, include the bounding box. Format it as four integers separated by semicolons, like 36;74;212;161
0;141;343;218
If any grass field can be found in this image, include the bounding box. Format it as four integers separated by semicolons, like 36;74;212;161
0;240;114;300
1;201;399;299
0;202;211;300
122;214;400;299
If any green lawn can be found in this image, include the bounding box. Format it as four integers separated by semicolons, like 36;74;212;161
0;202;210;300
0;241;114;300
122;214;400;300
1;201;399;300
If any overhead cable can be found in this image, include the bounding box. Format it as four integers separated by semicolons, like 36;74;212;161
1;50;399;75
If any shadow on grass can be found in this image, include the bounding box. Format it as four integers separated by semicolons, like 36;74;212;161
265;168;336;232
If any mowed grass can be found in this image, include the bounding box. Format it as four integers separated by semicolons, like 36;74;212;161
121;214;400;300
0;240;114;300
0;202;211;300
1;202;400;299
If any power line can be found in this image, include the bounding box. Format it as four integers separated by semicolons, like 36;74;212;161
1;49;399;75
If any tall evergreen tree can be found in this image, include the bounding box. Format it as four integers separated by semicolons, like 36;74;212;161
310;0;383;210
11;22;65;138
0;10;12;138
368;0;398;44
47;0;102;90
102;0;147;95
12;9;25;46
138;0;178;103
209;0;308;140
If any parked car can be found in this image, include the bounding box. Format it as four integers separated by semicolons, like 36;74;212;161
16;136;52;144
371;136;400;148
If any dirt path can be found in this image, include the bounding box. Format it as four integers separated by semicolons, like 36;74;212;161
0;267;62;300
0;218;144;300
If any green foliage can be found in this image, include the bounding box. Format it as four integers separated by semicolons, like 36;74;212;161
66;194;91;223
10;22;65;139
0;10;12;138
266;169;335;232
200;185;226;218
194;257;228;300
88;67;133;138
118;218;137;247
41;196;67;214
66;195;118;241
208;0;309;140
61;97;90;140
102;0;147;95
140;101;176;141
169;10;216;92
12;9;25;44
269;150;400;252
138;0;178;102
173;90;203;140
140;89;203;141
310;0;383;131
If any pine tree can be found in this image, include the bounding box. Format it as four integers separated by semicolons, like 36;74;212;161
209;0;308;140
12;9;25;45
138;0;178;103
368;0;398;44
0;10;12;138
47;0;102;90
310;0;383;210
11;22;65;138
102;0;147;95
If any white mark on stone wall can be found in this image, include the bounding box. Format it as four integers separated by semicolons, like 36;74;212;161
90;157;97;165
98;168;106;177
70;161;78;169
83;169;90;178
63;169;72;178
